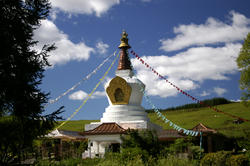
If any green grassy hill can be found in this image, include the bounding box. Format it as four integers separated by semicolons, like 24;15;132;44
57;103;250;138
57;120;99;132
148;102;250;138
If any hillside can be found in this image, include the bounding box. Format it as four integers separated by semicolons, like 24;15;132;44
57;120;99;132
57;103;250;138
148;102;250;138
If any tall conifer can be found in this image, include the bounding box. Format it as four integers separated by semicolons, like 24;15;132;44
0;0;63;164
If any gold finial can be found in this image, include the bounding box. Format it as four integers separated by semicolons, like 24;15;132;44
118;30;131;48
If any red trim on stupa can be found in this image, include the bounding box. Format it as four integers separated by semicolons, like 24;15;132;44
117;48;132;70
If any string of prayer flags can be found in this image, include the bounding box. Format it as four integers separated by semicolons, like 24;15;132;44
131;50;249;122
47;50;117;106
135;76;201;137
56;51;120;129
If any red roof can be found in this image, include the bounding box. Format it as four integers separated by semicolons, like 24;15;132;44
192;123;216;133
158;129;185;141
83;123;127;135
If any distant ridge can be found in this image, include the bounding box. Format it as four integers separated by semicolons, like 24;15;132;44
146;97;231;113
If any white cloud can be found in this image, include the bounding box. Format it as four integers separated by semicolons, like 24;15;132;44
133;44;240;82
132;42;241;98
92;91;106;98
69;90;88;100
213;87;227;96
33;20;94;67
50;0;120;17
230;99;242;102
160;11;250;52
200;91;210;97
69;90;106;101
96;41;109;54
132;60;198;98
50;9;58;21
135;11;249;98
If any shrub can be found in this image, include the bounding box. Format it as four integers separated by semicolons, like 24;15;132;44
200;152;217;166
226;154;249;166
167;138;193;154
200;151;232;166
121;129;160;157
35;158;101;166
59;158;83;166
121;147;149;164
157;155;199;166
35;160;52;166
121;129;162;164
189;146;204;160
99;152;144;166
236;131;250;151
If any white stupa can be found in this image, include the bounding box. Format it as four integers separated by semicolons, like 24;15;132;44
83;31;162;158
85;31;161;131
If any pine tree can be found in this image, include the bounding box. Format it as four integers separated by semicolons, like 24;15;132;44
0;0;63;164
237;33;250;107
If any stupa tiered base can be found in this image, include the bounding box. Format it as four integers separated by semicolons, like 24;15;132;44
101;105;148;122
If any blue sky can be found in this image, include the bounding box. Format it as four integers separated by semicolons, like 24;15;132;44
34;0;250;120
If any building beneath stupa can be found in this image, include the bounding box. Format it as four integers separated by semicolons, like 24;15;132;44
81;31;163;158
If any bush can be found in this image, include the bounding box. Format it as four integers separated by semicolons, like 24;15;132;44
35;158;101;166
99;152;144;166
121;147;149;164
236;132;250;150
167;138;193;154
200;152;217;166
157;155;199;166
189;146;204;160
226;154;249;166
200;151;232;166
121;129;162;164
121;129;160;156
35;155;200;166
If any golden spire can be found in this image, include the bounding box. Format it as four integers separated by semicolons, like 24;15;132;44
118;30;131;48
117;30;132;70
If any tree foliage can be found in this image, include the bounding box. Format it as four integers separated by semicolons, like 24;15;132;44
237;33;250;106
122;130;161;158
0;0;63;164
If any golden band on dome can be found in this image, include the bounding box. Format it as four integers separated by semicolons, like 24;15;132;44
106;76;132;105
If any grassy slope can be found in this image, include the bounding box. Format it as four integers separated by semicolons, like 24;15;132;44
57;103;250;138
57;120;99;132
148;102;250;138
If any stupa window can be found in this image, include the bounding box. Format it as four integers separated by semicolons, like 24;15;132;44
106;76;132;105
114;88;124;102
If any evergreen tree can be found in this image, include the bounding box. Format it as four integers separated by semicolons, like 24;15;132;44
237;33;250;107
0;0;63;164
